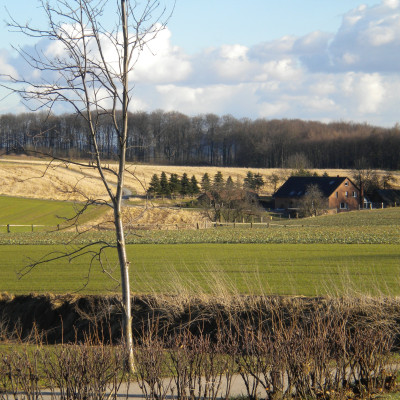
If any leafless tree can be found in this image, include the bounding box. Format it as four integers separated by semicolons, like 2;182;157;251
200;187;262;223
299;184;325;217
1;0;173;372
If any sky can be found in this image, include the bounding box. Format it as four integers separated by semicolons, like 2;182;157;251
1;0;400;127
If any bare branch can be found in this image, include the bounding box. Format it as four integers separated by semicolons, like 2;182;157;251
18;241;116;279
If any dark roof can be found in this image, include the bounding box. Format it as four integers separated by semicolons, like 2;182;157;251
372;189;400;205
274;176;351;198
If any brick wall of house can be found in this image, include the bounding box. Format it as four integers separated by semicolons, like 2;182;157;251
328;179;360;211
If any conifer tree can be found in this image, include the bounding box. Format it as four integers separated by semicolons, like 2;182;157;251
180;173;191;196
244;171;254;189
147;174;161;197
226;175;234;188
244;171;264;192
253;173;265;192
190;175;200;195
169;173;181;196
201;173;211;192
160;172;171;197
213;171;224;189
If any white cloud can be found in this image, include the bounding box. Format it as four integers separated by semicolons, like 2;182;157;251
310;77;337;96
249;35;296;61
155;83;254;115
342;52;360;65
258;101;289;118
303;96;337;112
219;44;248;60
261;59;303;82
212;45;255;81
0;51;18;80
383;0;399;8
294;31;332;53
328;0;400;72
353;73;385;113
130;27;192;83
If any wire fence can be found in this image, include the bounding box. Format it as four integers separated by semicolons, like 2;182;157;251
0;220;280;233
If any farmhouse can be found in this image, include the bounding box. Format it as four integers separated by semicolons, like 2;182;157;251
274;176;360;213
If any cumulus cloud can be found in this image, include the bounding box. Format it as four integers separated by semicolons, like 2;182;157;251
130;27;192;83
328;1;400;72
154;83;261;116
341;73;385;113
0;51;19;80
3;0;400;127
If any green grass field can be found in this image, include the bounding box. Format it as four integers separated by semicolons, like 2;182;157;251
1;207;400;245
0;196;108;232
1;243;399;296
0;203;399;296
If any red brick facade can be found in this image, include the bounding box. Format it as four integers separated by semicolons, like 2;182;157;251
327;178;359;211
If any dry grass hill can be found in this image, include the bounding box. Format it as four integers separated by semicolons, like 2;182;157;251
0;156;366;200
1;156;398;227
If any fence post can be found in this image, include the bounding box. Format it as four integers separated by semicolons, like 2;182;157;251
7;224;10;233
31;224;34;232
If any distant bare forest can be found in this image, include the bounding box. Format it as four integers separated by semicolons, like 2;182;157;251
1;111;399;169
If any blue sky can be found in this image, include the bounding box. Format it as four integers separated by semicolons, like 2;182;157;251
169;1;381;52
1;0;400;127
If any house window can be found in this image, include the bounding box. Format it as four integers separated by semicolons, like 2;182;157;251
335;191;338;198
345;191;348;197
340;202;348;209
345;181;348;186
353;191;357;198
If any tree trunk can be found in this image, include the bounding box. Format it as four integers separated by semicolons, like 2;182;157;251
115;210;134;372
118;0;134;373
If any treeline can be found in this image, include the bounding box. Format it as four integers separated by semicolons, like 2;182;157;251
1;111;399;169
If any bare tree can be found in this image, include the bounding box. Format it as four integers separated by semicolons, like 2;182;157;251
299;184;325;217
1;0;173;371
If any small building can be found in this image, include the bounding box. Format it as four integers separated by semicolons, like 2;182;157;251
274;176;360;213
367;189;400;208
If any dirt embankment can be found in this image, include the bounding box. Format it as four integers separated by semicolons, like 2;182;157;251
1;293;400;345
